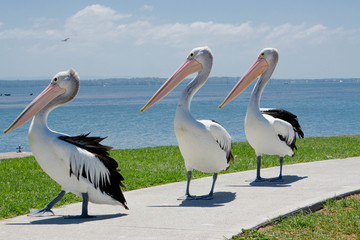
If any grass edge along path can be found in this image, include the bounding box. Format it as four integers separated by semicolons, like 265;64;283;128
1;135;360;220
231;191;360;239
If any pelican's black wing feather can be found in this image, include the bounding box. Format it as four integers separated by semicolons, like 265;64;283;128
211;120;234;164
59;133;128;209
261;108;304;138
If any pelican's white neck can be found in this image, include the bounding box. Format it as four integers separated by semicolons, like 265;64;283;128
248;60;277;112
177;61;211;113
249;75;266;110
29;108;52;135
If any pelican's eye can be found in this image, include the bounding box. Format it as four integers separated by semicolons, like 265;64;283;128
260;52;266;58
53;77;58;83
189;52;195;58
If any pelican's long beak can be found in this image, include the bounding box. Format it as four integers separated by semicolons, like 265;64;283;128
4;83;66;134
140;58;202;112
218;58;268;108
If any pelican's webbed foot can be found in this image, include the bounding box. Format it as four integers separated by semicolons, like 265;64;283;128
253;176;268;182
269;175;283;182
65;213;95;219
178;172;217;200
252;176;283;182
178;194;214;201
28;190;66;217
28;208;55;217
177;194;197;200
194;194;214;200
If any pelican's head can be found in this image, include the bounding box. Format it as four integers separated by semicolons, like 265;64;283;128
50;69;80;107
190;46;213;68
4;69;80;134
219;48;278;108
140;46;212;112
259;48;278;67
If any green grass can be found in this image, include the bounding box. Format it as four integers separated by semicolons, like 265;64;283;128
232;194;360;239
0;135;359;220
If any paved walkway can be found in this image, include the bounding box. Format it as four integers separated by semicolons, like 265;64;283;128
1;157;359;240
0;152;33;160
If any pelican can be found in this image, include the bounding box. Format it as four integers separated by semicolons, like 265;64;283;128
219;48;304;181
141;47;234;200
4;69;128;217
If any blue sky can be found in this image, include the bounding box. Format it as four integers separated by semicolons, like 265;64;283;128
1;0;359;79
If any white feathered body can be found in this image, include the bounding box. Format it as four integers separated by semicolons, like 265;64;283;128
245;107;295;157
174;108;231;173
28;116;120;205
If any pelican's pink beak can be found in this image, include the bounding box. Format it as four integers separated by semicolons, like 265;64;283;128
140;58;202;112
218;58;268;108
4;83;66;134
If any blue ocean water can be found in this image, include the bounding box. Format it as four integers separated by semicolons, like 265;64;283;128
0;78;359;153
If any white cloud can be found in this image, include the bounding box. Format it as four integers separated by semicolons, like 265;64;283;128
30;17;60;29
0;28;60;40
0;4;351;49
71;4;131;21
264;23;329;46
64;4;131;40
295;24;327;38
0;4;359;79
128;21;255;47
125;21;337;49
141;5;154;11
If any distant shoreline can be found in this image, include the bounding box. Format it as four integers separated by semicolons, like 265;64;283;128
0;77;359;88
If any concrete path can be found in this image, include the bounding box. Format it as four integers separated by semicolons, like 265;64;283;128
0;152;33;160
1;157;359;240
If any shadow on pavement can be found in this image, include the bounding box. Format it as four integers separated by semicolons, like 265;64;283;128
228;175;308;188
7;213;127;225
148;191;236;208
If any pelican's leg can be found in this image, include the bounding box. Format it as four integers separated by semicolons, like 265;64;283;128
279;157;283;179
270;157;284;181
209;172;218;197
178;171;196;200
80;192;94;218
254;156;265;182
28;190;66;217
185;171;192;197
269;156;284;182
66;192;95;218
197;172;217;200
